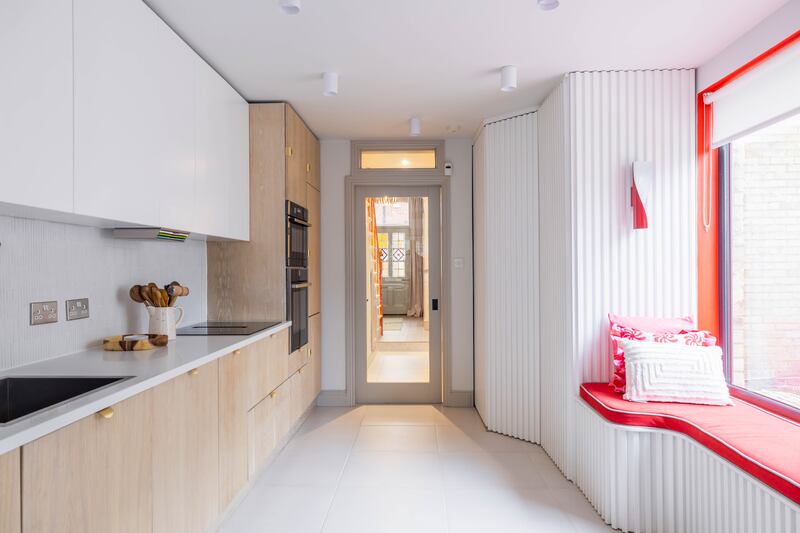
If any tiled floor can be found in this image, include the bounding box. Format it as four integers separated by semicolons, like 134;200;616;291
379;316;427;342
220;405;614;533
367;351;429;382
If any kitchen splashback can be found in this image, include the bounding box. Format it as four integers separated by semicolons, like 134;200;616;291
0;215;207;370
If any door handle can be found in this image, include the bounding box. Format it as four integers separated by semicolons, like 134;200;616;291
432;298;439;311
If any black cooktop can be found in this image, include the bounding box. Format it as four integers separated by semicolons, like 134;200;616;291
176;321;280;336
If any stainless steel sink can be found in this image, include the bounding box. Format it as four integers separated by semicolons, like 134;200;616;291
0;376;130;425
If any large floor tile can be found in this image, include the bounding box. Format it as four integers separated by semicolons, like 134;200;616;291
435;406;487;429
445;486;577;533
528;452;575;490
262;448;349;487
354;425;438;452
220;485;335;533
551;486;616;532
436;424;541;453
339;451;443;489
361;404;447;426
323;486;448;533
440;451;548;489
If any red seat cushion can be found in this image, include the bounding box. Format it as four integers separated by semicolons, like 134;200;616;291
580;383;800;505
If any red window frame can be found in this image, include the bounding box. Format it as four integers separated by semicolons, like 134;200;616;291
697;29;800;422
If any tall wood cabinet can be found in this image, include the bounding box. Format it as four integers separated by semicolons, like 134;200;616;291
22;392;153;533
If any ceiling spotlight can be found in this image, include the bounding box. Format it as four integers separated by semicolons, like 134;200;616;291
500;65;517;92
409;117;421;137
279;0;301;15
323;72;338;96
537;0;559;11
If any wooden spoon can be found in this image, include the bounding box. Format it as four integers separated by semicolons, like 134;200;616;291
140;285;155;307
129;285;144;304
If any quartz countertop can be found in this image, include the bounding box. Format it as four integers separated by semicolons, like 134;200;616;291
0;321;291;454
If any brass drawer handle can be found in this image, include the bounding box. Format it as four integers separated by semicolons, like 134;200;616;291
306;163;311;173
233;349;242;356
269;390;278;399
188;368;199;376
97;407;114;420
285;146;293;157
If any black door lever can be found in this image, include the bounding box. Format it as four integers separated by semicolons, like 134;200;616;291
432;299;439;311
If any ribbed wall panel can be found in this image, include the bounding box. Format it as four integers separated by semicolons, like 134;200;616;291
473;112;540;442
537;79;575;474
576;400;800;533
570;69;698;386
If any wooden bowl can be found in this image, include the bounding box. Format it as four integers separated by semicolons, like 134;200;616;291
103;334;168;351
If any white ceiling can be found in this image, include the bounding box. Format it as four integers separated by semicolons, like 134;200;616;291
146;0;787;139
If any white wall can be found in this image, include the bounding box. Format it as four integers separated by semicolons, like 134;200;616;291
0;215;207;370
473;113;540;442
536;69;697;479
697;0;800;91
319;138;474;395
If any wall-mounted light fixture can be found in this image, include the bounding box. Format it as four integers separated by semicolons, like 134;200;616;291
631;161;653;230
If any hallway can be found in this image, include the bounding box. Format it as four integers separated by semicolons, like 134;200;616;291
220;405;613;533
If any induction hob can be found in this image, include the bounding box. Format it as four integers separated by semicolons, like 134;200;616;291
176;321;280;336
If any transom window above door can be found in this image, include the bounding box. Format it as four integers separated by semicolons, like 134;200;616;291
351;141;444;176
360;150;436;169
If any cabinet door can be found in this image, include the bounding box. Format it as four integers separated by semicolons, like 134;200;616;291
0;448;20;533
219;350;248;511
195;59;250;240
308;313;322;407
306;130;320;190
74;0;195;229
247;392;276;478
273;378;292;445
153;362;219;533
0;0;73;213
289;370;305;424
22;392;153;533
307;184;321;316
285;105;307;207
247;329;289;410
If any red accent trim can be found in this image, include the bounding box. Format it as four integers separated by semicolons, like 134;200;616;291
580;384;800;505
730;386;800;425
697;30;800;340
631;183;648;229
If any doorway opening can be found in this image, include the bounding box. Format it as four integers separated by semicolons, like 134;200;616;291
366;197;430;383
355;186;442;404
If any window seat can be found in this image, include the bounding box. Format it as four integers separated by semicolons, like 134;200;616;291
580;382;800;506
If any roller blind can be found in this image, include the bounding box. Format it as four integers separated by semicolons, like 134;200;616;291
706;41;800;148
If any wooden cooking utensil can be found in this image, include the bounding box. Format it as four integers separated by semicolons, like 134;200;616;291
159;288;169;307
129;285;144;304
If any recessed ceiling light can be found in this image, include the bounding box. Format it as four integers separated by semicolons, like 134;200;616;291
323;72;338;96
500;65;517;92
537;0;559;11
409;117;421;137
279;0;301;15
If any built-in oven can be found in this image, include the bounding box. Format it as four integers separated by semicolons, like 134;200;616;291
287;267;309;352
286;200;310;352
286;201;309;268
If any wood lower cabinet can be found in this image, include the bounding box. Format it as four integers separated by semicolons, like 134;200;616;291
247;329;289;410
153;362;219;533
247;389;277;478
22;392;153;533
219;349;249;511
306;313;322;407
1;448;20;533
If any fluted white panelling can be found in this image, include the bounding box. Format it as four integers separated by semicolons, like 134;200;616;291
473;111;540;442
576;400;800;533
0;215;207;370
570;69;697;385
537;78;576;475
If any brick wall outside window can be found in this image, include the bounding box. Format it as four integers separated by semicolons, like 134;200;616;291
731;112;800;409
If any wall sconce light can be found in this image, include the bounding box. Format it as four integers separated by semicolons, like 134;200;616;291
631;161;653;229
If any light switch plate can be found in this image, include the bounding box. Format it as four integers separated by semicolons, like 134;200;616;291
30;301;58;325
66;298;90;321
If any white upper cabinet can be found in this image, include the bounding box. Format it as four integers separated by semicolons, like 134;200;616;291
0;0;74;213
74;0;197;230
194;59;250;241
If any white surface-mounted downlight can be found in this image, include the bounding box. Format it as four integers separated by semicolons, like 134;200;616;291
409;117;421;137
279;0;301;15
537;0;559;11
323;72;338;96
500;65;517;92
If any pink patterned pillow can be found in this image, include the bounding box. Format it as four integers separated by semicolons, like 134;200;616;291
609;325;717;393
608;313;695;334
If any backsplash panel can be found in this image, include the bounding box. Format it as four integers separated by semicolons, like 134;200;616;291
0;215;207;370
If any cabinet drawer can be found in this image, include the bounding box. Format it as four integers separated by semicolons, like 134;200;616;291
247;329;289;409
288;345;309;376
247;391;277;478
0;448;20;533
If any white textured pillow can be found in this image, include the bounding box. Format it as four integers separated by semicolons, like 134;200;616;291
621;339;732;406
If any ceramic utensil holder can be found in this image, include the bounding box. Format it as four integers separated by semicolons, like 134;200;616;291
147;306;184;340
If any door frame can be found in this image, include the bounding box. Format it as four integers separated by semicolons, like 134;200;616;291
337;170;460;406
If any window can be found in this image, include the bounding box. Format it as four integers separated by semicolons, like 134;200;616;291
375;200;410;226
722;112;800;410
378;229;408;280
360;149;436;169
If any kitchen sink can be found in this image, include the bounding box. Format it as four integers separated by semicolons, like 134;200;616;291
0;376;130;425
